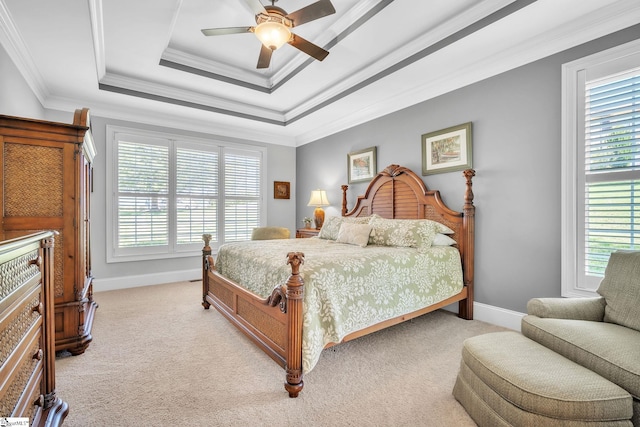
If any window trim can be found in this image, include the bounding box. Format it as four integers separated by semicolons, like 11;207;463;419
561;38;640;297
106;125;267;263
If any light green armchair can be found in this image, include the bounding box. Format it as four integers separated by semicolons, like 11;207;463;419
522;251;640;425
250;226;290;240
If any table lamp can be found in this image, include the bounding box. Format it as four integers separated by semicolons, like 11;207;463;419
307;189;330;229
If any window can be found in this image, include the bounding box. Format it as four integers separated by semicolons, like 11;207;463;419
106;126;265;262
562;39;640;296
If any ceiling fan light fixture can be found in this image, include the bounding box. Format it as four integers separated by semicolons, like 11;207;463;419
254;20;291;50
201;0;336;69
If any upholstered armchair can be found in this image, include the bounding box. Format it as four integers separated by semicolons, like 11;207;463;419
250;226;291;240
521;251;640;425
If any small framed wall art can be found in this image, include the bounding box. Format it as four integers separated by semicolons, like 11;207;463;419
274;181;290;199
347;146;377;183
421;122;472;175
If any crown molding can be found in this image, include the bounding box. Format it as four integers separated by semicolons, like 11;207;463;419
0;0;49;104
99;71;285;123
43;93;296;146
161;46;271;90
88;0;106;80
294;0;640;145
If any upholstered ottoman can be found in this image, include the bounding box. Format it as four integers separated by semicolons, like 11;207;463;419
453;331;633;426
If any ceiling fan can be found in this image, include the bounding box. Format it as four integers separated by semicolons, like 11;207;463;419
201;0;336;69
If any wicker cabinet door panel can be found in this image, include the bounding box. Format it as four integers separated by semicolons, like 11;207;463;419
3;142;64;218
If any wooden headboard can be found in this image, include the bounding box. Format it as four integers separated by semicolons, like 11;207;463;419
341;164;475;318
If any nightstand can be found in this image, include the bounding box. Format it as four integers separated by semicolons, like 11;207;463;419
296;228;320;238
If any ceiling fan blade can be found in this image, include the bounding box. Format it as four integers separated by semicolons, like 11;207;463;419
289;34;329;62
257;44;273;69
243;0;267;16
286;0;336;27
201;27;253;36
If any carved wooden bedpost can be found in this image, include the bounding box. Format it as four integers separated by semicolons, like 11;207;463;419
341;185;348;216
202;234;212;309
460;169;476;320
284;252;305;397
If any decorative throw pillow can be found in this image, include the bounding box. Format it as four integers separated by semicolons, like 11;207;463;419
368;217;439;249
368;216;454;237
597;250;640;332
336;222;373;248
318;215;370;240
432;233;457;246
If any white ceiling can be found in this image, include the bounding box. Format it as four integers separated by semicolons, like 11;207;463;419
1;0;639;146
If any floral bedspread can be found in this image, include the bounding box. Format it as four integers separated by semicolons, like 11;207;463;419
215;238;463;373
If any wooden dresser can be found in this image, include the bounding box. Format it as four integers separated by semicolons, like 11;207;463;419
0;109;97;355
0;231;68;425
296;228;320;238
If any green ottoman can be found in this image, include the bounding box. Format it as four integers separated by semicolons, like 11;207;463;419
453;331;633;426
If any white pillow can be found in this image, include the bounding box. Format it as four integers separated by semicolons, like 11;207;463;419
336;222;373;248
432;233;457;246
438;223;455;234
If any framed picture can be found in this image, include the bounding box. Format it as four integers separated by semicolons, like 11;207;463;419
274;181;290;199
421;122;472;175
347;146;377;183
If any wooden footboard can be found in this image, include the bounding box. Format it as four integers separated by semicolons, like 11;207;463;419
202;234;305;397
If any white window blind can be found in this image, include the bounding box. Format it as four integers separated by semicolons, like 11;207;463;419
117;139;169;248
107;127;265;262
223;149;262;242
583;71;640;279
176;146;218;246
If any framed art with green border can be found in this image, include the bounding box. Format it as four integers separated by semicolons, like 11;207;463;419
422;122;472;175
347;146;377;183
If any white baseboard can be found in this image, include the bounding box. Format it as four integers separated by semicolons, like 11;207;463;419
443;301;525;331
94;269;201;293
473;302;525;332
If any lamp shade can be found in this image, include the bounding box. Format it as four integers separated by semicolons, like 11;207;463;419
307;190;330;207
254;21;291;50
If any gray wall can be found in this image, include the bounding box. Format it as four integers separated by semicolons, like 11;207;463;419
89;116;296;285
296;25;640;314
0;44;44;119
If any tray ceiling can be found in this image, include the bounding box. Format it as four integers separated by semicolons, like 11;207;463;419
1;0;639;146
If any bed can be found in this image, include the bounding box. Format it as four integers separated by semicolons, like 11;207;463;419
201;164;475;397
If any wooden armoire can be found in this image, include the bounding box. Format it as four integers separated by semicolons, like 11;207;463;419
0;108;97;355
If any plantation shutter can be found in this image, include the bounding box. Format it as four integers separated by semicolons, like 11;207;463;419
108;126;266;261
223;148;262;242
176;145;219;246
583;70;640;283
117;139;169;248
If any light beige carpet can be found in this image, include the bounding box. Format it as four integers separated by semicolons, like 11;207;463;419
55;281;506;426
